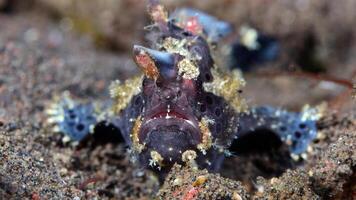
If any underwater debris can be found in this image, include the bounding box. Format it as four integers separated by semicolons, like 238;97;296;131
157;164;249;199
230;26;279;71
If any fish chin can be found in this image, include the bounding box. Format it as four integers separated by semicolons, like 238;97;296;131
139;124;201;166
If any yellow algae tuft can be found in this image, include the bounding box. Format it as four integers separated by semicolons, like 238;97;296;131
203;68;247;113
109;76;143;114
149;151;164;167
178;58;200;80
130;116;145;153
197;117;213;154
182;150;197;163
162;37;200;80
162;37;189;57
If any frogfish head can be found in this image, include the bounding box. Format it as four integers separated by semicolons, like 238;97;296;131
131;23;221;168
